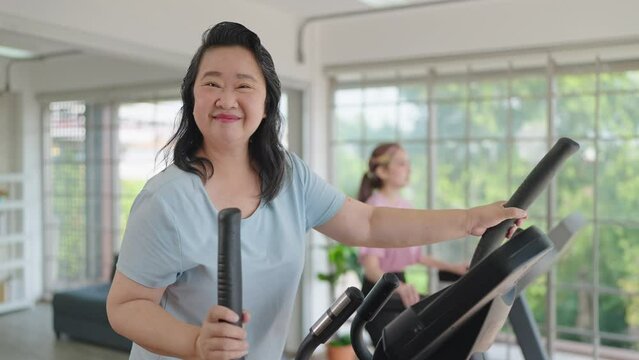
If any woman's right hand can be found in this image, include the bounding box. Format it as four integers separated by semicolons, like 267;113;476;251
396;283;420;307
193;305;250;360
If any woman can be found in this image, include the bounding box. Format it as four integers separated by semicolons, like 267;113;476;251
357;142;469;344
106;22;525;360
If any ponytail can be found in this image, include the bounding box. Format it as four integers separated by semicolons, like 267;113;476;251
356;143;401;203
357;172;378;202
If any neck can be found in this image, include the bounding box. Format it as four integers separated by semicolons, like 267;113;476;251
198;142;253;173
378;186;402;201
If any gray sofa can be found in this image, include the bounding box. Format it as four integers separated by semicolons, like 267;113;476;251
52;256;132;352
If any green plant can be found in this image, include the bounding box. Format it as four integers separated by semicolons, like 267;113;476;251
329;334;352;347
317;242;361;294
317;242;362;347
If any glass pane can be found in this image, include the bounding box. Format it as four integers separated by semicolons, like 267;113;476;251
467;140;508;205
400;83;427;102
557;287;594;340
403;143;427;209
334;88;363;106
557;73;596;96
332;143;366;199
599;94;639;139
557;223;594;284
398;102;427;140
118;102;154;124
432;235;475;264
469;79;507;99
156;100;182;124
600;70;639;92
599;293;630;348
615;226;639;345
434;81;466;101
118;100;184;243
364;104;396;141
511;75;546;98
364;86;399;105
434;140;466;209
598;224;634;289
511;98;546;139
469;100;508;138
435;101;465;139
598;140;639;220
333;106;362;141
556;95;596;138
524;276;548;330
556;139;595;221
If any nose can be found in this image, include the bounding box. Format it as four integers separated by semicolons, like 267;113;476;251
215;89;238;109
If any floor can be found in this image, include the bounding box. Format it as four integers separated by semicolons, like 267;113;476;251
0;303;128;360
1;303;632;360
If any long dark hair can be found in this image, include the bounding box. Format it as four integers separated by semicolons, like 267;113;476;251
357;143;402;202
161;21;288;203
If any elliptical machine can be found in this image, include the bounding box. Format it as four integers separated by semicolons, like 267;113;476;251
220;137;580;360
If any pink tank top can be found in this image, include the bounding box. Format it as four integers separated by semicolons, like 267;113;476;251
358;192;422;273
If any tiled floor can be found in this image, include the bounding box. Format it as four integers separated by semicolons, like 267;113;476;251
0;303;129;360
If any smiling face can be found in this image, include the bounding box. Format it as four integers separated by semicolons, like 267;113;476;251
192;46;267;149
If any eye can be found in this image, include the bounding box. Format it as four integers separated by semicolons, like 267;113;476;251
204;82;221;88
237;84;252;90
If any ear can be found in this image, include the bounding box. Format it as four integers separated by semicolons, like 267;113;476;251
374;166;388;181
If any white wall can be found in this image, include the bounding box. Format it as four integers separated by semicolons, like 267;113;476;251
316;0;639;67
28;54;182;96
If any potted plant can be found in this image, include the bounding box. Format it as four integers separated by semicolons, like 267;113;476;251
317;242;362;360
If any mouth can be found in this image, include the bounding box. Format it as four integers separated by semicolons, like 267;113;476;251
213;113;241;123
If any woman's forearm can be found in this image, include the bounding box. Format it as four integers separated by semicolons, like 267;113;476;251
108;299;200;358
368;207;469;248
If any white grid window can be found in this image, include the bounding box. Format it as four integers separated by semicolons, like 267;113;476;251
329;57;639;358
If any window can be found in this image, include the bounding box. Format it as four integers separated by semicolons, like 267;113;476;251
43;99;179;292
330;59;639;356
43;90;296;294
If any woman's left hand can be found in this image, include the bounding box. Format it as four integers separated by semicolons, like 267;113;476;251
466;201;527;238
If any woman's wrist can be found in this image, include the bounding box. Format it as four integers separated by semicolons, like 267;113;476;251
463;208;473;236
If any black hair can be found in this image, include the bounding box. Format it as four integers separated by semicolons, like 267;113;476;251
357;143;402;202
161;21;288;203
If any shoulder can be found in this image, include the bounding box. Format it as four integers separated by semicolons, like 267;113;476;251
283;151;309;185
139;164;200;202
365;192;385;206
285;151;305;172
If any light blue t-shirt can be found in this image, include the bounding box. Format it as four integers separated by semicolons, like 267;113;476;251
117;153;346;360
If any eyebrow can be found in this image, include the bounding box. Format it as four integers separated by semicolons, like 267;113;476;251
200;71;258;82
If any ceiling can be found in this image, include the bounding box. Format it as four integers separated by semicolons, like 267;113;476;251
0;29;78;61
0;0;466;61
249;0;461;18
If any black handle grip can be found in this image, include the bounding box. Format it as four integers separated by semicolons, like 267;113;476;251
470;137;579;266
357;273;400;322
351;273;400;360
218;208;243;326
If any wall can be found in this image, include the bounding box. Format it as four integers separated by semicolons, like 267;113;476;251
0;0;310;81
316;0;639;67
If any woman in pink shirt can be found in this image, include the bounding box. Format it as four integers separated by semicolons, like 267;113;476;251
357;142;468;343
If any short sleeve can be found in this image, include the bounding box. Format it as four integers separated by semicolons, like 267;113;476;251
116;190;182;288
291;154;346;231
